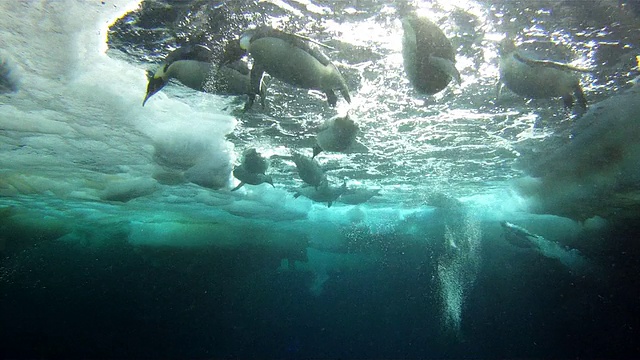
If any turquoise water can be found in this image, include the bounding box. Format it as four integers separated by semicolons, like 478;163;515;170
1;0;639;358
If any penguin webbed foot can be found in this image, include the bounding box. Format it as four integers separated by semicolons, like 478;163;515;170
244;88;267;111
563;92;587;118
259;93;266;109
326;90;338;107
574;85;587;116
562;93;574;110
243;94;255;112
495;81;504;104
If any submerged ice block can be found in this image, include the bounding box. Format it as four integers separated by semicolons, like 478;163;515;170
515;80;640;221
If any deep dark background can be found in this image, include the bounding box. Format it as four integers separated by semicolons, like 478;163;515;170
1;222;639;359
2;0;640;358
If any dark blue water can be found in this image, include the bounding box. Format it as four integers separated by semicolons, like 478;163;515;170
2;0;640;358
2;222;639;359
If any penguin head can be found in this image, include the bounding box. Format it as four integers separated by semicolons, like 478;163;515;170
239;30;256;50
143;64;169;106
220;39;247;66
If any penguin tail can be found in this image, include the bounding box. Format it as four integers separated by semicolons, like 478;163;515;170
338;75;351;103
312;145;323;159
341;88;351;103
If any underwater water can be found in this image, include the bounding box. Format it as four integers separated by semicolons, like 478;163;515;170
1;0;640;358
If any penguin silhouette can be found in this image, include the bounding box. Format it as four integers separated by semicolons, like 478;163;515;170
222;26;350;110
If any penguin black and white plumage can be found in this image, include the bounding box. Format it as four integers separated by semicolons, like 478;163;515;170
497;39;589;114
293;179;347;207
401;14;461;95
291;151;327;189
231;148;274;191
501;221;540;249
339;187;380;205
313;113;359;158
223;26;351;110
143;44;257;106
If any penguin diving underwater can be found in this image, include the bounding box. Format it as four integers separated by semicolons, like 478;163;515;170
291;151;327;190
313;113;359;158
143;44;260;106
293;179;347;208
222;26;351;110
231;148;274;191
401;14;462;95
500;221;541;249
497;39;590;114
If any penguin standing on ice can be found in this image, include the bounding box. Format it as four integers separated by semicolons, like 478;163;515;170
401;14;461;95
312;113;359;158
231;148;274;191
143;44;259;106
222;26;351;110
497;39;589;114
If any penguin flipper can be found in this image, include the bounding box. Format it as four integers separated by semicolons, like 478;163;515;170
340;88;351;104
231;182;245;191
430;55;461;84
254;27;333;67
246;63;266;111
166;44;214;64
325;90;338;107
259;76;269;108
223;60;250;76
513;52;592;73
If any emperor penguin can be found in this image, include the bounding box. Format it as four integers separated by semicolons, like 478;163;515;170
401;14;461;95
313;113;359;158
291;151;327;189
222;26;351;110
143;44;259;106
231;148;274;191
339;187;380;205
500;221;540;249
293;179;347;207
497;39;589;114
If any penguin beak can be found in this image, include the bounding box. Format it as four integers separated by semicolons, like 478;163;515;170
142;92;153;106
143;76;165;106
